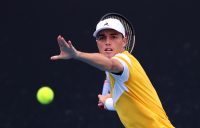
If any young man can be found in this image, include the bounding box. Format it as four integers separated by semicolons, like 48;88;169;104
51;18;174;128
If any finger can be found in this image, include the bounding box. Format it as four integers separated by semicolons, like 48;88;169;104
57;35;61;39
68;40;73;48
50;55;62;60
61;36;67;42
58;37;70;48
57;35;63;43
98;94;102;98
61;37;71;48
58;36;67;44
57;35;71;48
57;35;61;40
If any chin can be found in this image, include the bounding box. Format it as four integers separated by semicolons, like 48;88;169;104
100;51;115;58
105;53;115;58
105;55;112;58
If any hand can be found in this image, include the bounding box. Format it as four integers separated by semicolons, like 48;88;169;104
98;94;111;109
51;35;79;60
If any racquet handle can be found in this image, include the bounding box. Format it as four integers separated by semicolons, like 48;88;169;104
98;102;104;109
102;80;110;95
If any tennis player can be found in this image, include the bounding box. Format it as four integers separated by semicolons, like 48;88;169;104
51;17;174;127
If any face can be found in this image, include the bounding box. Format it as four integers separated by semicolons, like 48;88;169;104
96;29;127;58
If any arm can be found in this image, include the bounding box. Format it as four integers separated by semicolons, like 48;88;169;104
98;79;110;109
51;35;123;73
75;52;123;73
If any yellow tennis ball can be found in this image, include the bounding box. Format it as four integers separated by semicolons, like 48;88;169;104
37;86;54;105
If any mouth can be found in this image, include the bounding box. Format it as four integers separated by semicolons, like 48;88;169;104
104;48;113;52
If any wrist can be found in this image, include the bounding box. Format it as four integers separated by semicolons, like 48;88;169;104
73;51;81;59
104;98;115;111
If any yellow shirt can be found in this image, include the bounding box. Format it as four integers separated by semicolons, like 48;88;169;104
108;51;174;128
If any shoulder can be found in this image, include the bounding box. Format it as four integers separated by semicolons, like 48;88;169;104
112;51;132;66
109;51;131;81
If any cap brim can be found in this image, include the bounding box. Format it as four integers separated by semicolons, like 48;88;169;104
93;26;115;37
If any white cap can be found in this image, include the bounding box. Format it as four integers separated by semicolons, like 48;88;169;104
93;18;125;37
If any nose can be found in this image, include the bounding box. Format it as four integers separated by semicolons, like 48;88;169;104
105;38;111;45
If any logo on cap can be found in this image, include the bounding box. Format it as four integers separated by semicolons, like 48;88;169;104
104;23;109;26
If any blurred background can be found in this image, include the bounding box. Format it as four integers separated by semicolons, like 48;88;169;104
0;0;199;127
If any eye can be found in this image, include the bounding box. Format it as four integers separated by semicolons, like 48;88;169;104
96;36;105;40
111;35;118;39
111;35;117;38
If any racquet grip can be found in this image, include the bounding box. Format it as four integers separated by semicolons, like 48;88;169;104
102;80;110;95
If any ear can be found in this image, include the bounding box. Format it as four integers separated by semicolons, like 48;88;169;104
122;36;128;47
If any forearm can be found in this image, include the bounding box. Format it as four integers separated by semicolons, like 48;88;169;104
75;51;114;72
